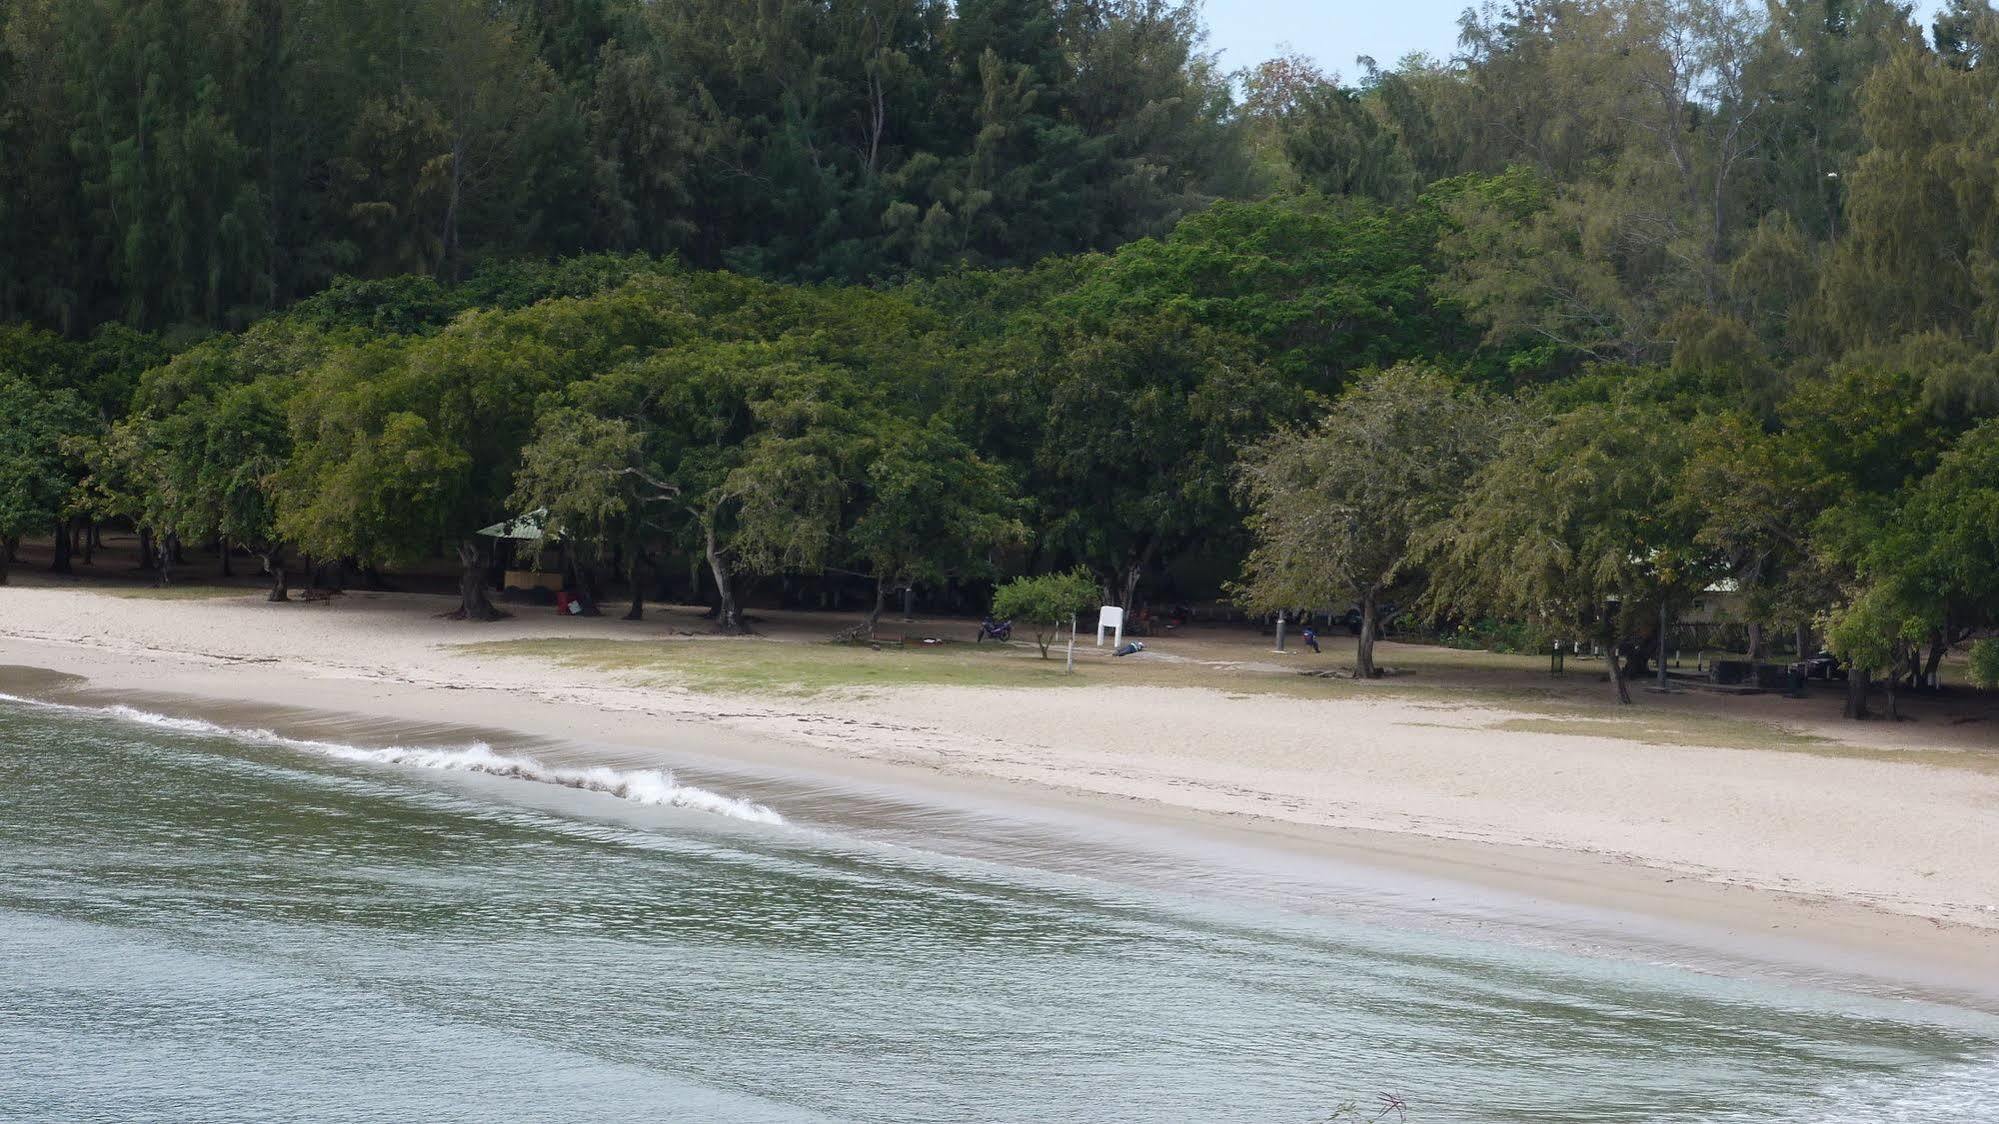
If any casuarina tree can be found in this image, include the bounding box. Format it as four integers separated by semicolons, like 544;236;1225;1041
1235;365;1513;678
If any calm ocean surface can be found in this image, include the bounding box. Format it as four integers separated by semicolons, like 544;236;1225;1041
2;695;1996;1123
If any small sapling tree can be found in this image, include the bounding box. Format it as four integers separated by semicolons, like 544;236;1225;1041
990;569;1098;659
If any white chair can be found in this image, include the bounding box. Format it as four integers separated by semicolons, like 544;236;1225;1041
1095;605;1125;648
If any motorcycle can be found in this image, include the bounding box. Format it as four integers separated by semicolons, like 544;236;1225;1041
976;617;1013;643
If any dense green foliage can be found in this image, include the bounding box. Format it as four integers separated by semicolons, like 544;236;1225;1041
0;374;92;581
0;0;1244;332
9;0;1999;714
1236;367;1511;677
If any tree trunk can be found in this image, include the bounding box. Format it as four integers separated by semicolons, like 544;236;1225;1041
79;520;93;565
443;134;464;280
1746;621;1763;662
704;525;745;634
1796;622;1812;659
1355;589;1379;679
0;552;9;584
1116;537;1158;609
3;535;17;564
1885;661;1902;721
1923;630;1947;690
220;536;234;577
1844;668;1870;720
452;540;504;621
1606;620;1632;705
866;575;888;637
263;546;289;602
623;552;644;621
50;517;71;573
1622;643;1650;682
562;548;602;616
137;526;154;571
155;535;176;586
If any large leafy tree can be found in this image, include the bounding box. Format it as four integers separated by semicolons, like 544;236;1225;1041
1742;0;1925;244
0;375;92;582
90;321;323;591
1821;415;1999;717
0;0;1246;338
1028;309;1296;608
273;283;681;618
1684;340;1964;660
1050;193;1450;395
509;407;663;620
1281;85;1417;205
528;339;879;633
1426;389;1722;704
1235;366;1514;677
846;417;1027;633
1814;7;1999;354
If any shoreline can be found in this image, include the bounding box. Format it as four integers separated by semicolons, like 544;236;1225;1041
4;584;1998;1005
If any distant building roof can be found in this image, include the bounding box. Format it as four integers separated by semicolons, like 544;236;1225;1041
475;508;562;541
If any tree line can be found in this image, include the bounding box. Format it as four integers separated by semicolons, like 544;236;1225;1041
0;0;1242;332
4;0;1999;717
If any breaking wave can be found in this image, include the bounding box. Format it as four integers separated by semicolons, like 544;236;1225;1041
1725;1052;1999;1123
0;692;783;825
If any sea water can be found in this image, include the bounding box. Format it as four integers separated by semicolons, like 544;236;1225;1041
2;696;1995;1123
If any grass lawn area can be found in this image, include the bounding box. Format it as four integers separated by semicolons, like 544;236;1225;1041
453;633;1665;722
457;636;1135;696
1367;643;1550;676
454;630;1990;769
455;633;1685;706
453;633;1435;699
1486;712;1829;754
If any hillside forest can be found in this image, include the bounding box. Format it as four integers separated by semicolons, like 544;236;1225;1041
6;0;1999;715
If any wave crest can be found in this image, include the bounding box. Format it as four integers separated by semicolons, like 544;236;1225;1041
0;693;783;825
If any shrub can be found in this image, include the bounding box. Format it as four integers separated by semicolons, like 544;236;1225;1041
1970;638;1999;689
991;569;1098;658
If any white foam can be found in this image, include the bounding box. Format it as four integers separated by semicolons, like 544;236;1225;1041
0;693;783;825
1717;1052;1999;1123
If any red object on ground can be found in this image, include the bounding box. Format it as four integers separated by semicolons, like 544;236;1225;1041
554;591;572;614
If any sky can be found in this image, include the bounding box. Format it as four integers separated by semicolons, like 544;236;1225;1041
1199;0;1468;78
1198;0;1957;79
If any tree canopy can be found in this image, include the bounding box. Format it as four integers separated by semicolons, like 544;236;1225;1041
11;0;1999;717
1235;366;1513;677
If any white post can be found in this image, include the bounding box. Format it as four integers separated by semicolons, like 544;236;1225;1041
1273;610;1287;653
1657;601;1671;692
1066;614;1076;674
